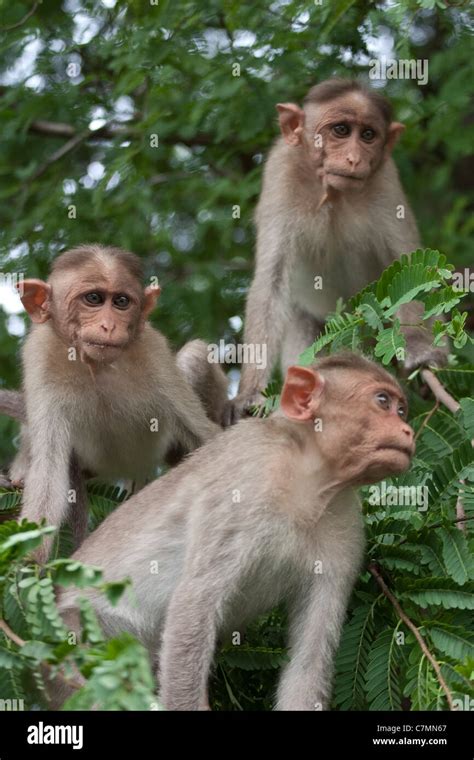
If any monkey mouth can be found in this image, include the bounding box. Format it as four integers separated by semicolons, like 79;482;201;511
85;341;125;350
376;444;413;458
326;171;365;181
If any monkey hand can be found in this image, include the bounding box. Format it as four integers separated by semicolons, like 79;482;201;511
402;322;448;372
221;390;266;426
399;302;448;372
403;342;448;372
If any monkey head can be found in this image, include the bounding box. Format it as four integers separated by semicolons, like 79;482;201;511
280;354;415;487
277;84;404;197
18;245;160;364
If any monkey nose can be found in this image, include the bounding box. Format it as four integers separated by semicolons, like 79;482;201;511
402;424;415;447
347;155;360;168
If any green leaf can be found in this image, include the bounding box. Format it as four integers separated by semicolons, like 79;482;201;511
459;399;474;438
402;583;474;610
423;287;465;319
333;603;376;710
365;628;402;710
429;626;474;661
374;320;406;365
439;528;474;585
427;441;474;504
356;293;384;331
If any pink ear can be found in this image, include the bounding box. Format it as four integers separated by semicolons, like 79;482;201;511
142;284;161;319
17;279;51;323
280;366;325;421
276;103;305;146
385;122;405;155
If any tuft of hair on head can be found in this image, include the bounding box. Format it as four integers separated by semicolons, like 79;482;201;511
51;244;144;282
312;351;403;392
303;78;393;126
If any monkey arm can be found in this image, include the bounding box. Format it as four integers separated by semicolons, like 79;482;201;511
20;408;72;563
275;501;365;711
275;570;358;711
225;231;294;425
397;301;448;370
163;366;221;452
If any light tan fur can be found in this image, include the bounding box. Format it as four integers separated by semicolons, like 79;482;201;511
8;245;227;561
226;79;446;424
58;353;414;711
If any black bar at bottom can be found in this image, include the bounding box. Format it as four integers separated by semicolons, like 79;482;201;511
0;710;471;757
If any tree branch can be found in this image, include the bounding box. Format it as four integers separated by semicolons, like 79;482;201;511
368;564;454;710
420;368;467;530
1;1;40;31
29;129;91;181
420;369;460;413
29;120;130;140
0;618;84;696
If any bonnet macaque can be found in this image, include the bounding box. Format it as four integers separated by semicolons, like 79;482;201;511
58;352;414;710
0;245;227;561
225;79;446;423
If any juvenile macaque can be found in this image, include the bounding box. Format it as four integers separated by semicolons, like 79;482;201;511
225;79;446;424
3;245;226;561
59;353;414;711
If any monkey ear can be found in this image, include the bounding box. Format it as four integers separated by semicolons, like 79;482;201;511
142;285;161;319
276;103;305;146
385;122;405;156
280;366;325;421
18;279;51;323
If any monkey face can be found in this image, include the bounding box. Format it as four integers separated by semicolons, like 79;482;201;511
307;96;388;193
49;267;145;364
322;376;415;485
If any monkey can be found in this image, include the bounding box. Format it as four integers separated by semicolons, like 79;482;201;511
224;78;447;424
56;352;415;711
1;244;227;562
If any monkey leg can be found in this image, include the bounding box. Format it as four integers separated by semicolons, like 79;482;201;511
176;339;228;425
280;309;324;375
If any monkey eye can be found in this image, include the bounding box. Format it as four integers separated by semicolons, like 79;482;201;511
361;128;375;142
332;124;350;137
375;392;390;409
398;404;407;419
113;294;130;309
84;292;104;306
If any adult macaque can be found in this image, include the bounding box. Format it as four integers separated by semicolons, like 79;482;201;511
3;245;226;562
225;78;446;424
58;353;414;711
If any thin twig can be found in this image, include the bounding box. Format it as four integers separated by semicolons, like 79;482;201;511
1;1;40;31
368;564;454;710
0;618;84;694
29;119;130;140
396;515;474;548
415;400;439;442
420;369;466;530
29;129;91;181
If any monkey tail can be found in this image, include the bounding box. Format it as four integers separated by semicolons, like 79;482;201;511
0;390;25;422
